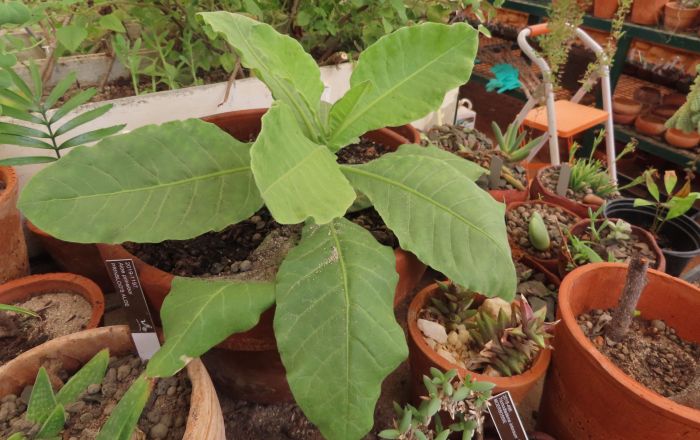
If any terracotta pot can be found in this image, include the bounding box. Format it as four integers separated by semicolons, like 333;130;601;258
593;0;618;18
26;221;112;291
664;2;700;30
530;166;599;218
0;326;225;439
652;104;681;119
613;112;637;125
507;200;582;273
631;0;669;24
635;113;667;136
665;128;700;148
612;97;642;115
633;86;663;107
407;283;551;404
538;263;700;439
557;218;666;277
663;92;687;107
0;166;29;283
488;186;529;206
0;272;104;330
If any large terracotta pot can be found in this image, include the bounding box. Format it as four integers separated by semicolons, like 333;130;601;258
530;165;601;218
0;326;225;439
0;166;29;283
593;0;618;18
557;218;666;277
631;0;669;25
407;282;551;404
664;2;700;30
488;185;529;206
539;263;700;439
0;272;105;331
26;221;112;291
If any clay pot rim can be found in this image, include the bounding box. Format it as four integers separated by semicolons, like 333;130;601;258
637;113;667;124
558;263;700;422
0;166;18;207
534;165;600;212
0;272;104;329
0;325;223;439
407;282;551;388
563;218;667;273
666;127;700;138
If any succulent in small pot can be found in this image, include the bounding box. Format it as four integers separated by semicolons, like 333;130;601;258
664;0;700;31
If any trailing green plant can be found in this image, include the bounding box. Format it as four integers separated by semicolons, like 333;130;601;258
0;303;39;317
379;368;494;440
466;296;555;376
490;120;546;163
0;63;124;166
5;349;151;440
19;14;516;440
667;66;700;133
634;169;700;235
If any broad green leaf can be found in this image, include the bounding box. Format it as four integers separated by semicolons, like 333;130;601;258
36;404;64;439
96;376;152;440
666;193;700;221
56;349;109;405
147;278;275;377
0;1;30;25
645;171;660;202
199;12;324;140
275;218;407;440
633;198;655;207
19;119;263;244
0;53;17;68
252;102;355;224
56;24;88;52
0;133;53;149
0;121;49;138
327;22;478;149
58;124;125;150
325;80;374;150
663;170;678;194
0;303;39;316
55;104;115;137
0;104;45;125
27;368;57;424
6;432;25;440
388;144;486;180
0;70;11;88
0;156;57;166
49;88;98;124
98;14;126;33
45;72;77;109
342;154;516;299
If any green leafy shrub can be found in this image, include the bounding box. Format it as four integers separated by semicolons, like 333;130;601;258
634;169;700;235
20;14;516;440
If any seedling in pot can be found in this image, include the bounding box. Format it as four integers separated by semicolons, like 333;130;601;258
20;13;516;440
0;63;124;166
491;120;545;164
634;169;700;236
5;349;151;440
379;368;494;440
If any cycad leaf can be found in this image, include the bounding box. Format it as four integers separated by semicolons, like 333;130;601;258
327;22;478;149
56;349;109;405
147;278;275;377
49;88;97;124
342;154;516;299
58;124;125;150
0;104;44;125
45;72;77;109
0;156;56;166
19;119;263;243
252;102;355;224
0;122;48;138
275;218;407;440
27;368;57;424
55;104;113;137
0;134;53;149
96;376;152;440
199;12;323;140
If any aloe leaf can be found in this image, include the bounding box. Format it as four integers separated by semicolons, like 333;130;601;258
0;121;49;138
27;368;57;424
19;119;262;244
35;404;64;439
251;102;355;224
388;144;486;180
342;154;516;299
327;22;478;149
57;124;125;150
45;72;77;109
56;349;109;405
147;278;275;377
275;218;407;440
96;376;152;440
199;12;323;140
54;104;114;137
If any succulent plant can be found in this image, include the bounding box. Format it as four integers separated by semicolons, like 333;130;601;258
429;281;478;332
528;211;551;251
466;296;555;376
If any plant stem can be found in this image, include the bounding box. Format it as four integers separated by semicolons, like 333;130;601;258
40;110;61;159
607;256;649;342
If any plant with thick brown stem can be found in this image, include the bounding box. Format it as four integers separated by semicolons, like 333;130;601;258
606;256;649;342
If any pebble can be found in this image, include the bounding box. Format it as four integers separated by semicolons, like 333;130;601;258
481;298;512;320
19;386;32;404
150;423;170;439
447;331;460;346
87;383;101;394
437;348;457;364
249;215;262;224
252;233;262;241
230;262;240;273
239;260;252;272
117;364;132;381
583;193;605;205
417;319;448;344
79;412;93;423
147;409;161;424
651;319;666;332
167;386;177;396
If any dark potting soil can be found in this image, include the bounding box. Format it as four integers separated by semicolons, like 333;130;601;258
423;124;528;191
540;165;619;203
567;226;659;271
579;309;700;398
0;292;92;366
515;260;558;322
506;203;579;260
336;138;393;164
346;207;398;248
0;354;190;439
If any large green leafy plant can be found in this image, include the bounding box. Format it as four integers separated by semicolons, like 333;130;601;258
19;13;515;440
